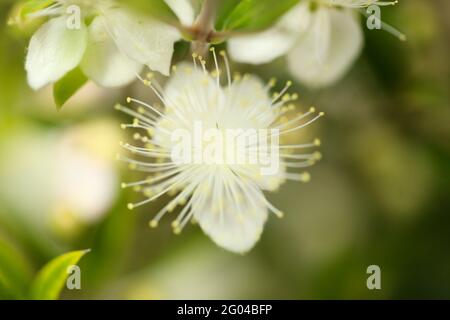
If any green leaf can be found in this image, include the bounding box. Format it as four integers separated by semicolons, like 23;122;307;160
29;249;90;300
220;0;301;31
18;0;56;21
82;194;135;289
53;67;88;110
0;238;33;299
215;0;242;30
118;0;178;23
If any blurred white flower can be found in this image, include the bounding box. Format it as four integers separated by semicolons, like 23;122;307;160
52;121;119;224
118;49;323;254
24;0;182;89
0;120;120;237
228;0;397;88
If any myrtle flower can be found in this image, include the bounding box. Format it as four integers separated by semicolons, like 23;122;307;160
228;0;399;88
117;49;323;254
0;120;119;238
23;0;182;89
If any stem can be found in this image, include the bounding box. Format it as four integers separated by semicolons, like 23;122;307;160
191;0;219;55
195;0;218;31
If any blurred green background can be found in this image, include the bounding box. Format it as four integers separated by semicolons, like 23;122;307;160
0;0;449;299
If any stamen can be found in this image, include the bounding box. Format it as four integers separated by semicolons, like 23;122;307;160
220;50;232;89
285;172;311;182
271;81;292;104
209;47;220;89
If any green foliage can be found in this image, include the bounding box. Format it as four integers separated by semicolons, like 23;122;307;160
29;249;90;300
53;67;88;110
82;195;136;289
215;0;242;30
119;0;178;23
16;0;55;22
0;238;33;299
219;0;300;31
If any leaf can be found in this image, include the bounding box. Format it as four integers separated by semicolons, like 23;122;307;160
82;194;135;289
0;238;33;299
18;0;56;21
220;0;301;31
118;0;178;23
215;0;242;30
53;67;88;110
29;249;90;300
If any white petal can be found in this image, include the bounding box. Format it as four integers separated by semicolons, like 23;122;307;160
165;0;195;26
25;16;87;90
193;179;268;254
228;2;311;64
287;9;363;88
104;9;180;76
80;16;143;87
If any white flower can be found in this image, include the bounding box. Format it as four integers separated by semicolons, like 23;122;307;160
24;0;182;89
0;120;120;236
228;0;398;88
52;120;119;224
117;49;323;254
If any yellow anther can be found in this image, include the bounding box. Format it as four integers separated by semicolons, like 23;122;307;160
314;138;321;146
128;163;137;170
313;151;322;161
127;203;134;210
149;220;158;228
301;172;311;183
